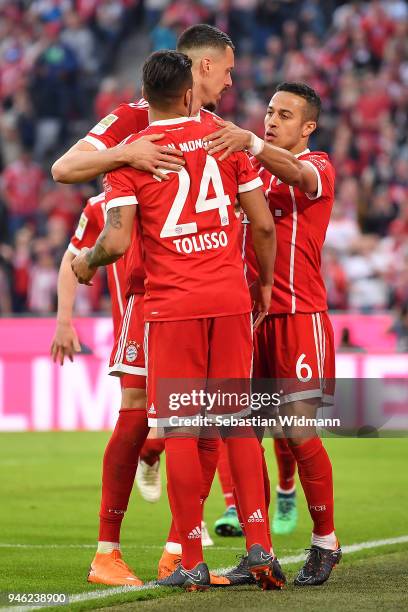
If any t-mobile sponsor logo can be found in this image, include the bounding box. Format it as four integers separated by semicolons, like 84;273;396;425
309;504;326;511
248;508;264;523
188;526;202;539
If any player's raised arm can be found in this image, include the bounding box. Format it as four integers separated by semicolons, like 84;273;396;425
51;136;184;184
205;120;318;194
204;83;324;196
238;187;276;328
50;249;81;365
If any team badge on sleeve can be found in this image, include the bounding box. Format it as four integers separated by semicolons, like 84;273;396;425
75;212;88;240
90;113;118;135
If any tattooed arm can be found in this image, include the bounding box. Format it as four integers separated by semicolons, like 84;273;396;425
71;205;136;284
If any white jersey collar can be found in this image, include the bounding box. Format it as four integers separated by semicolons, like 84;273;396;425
149;114;201;127
294;148;310;158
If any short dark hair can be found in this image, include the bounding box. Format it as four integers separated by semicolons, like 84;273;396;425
275;82;321;121
177;24;235;53
142;50;193;111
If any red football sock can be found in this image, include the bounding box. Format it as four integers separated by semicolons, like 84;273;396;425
261;444;272;549
225;437;270;551
289;438;334;536
232;445;272;548
217;442;235;508
198;436;220;503
99;409;149;542
274;437;297;491
139;438;165;466
165;436;219;546
165;437;203;569
166;518;179;545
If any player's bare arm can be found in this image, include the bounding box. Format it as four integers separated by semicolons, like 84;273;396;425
204;118;318;194
51;137;185;184
72;206;135;284
238;187;276;328
50;250;81;365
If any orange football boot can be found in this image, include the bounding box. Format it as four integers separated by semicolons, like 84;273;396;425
158;549;231;586
87;550;143;586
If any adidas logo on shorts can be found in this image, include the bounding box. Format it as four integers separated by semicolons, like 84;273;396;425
148;405;156;415
188;526;202;539
248;508;264;523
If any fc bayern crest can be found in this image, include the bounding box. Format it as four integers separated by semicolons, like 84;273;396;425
125;342;139;363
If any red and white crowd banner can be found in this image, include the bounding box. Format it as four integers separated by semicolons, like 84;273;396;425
0;316;406;431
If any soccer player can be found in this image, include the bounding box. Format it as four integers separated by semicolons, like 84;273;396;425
51;191;216;578
52;24;259;586
72;50;285;591
51;193;126;363
204;82;341;586
50;193;149;586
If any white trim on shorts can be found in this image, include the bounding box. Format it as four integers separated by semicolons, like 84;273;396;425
109;363;146;377
280;389;323;405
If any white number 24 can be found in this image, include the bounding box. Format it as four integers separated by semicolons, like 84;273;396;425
160;155;231;239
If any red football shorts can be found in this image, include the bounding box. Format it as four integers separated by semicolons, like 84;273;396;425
145;313;253;426
109;294;146;389
254;311;335;405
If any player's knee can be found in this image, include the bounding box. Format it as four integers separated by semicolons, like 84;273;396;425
286;434;317;447
121;386;146;410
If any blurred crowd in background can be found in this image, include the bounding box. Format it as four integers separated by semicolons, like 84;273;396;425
0;0;407;325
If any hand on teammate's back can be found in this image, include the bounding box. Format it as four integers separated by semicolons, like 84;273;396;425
50;322;81;365
204;118;252;161
119;134;185;180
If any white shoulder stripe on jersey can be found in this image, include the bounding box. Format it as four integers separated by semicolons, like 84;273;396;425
82;135;107;151
89;193;105;206
67;243;80;256
131;98;149;108
106;196;138;211
238;177;263;193
302;160;323;200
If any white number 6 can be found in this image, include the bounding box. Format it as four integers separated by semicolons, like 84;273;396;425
296;353;312;382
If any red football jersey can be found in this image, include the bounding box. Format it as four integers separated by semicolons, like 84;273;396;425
104;116;263;322
244;149;335;314
82;100;220;297
82;98;150;150
69;193;127;334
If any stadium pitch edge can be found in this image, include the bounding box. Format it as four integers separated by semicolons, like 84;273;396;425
4;535;408;612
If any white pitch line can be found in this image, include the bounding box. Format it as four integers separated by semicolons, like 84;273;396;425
0;543;250;552
2;535;408;612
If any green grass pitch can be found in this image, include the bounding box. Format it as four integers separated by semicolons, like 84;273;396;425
0;433;407;611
